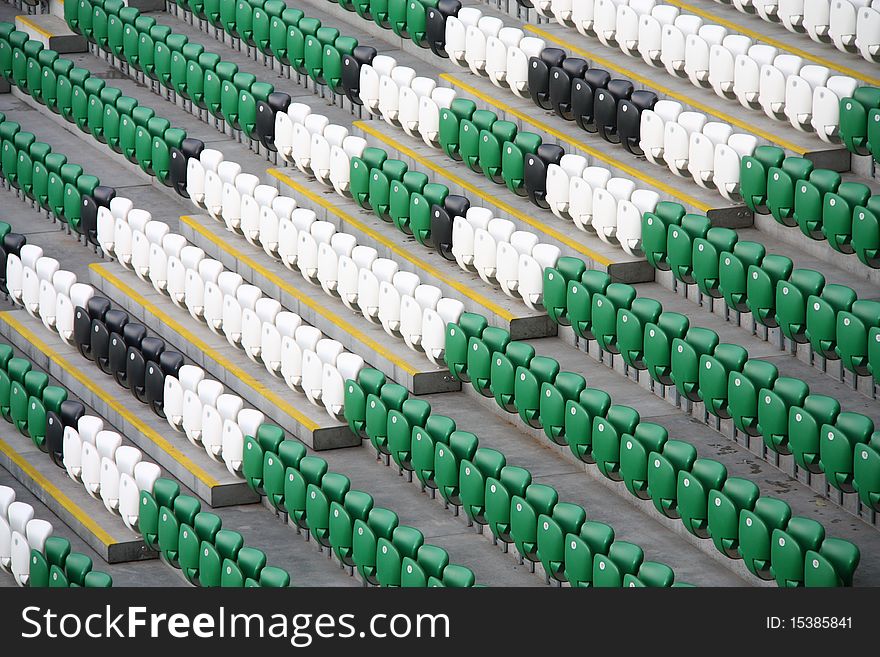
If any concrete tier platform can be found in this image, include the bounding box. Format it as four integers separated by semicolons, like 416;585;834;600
267;168;557;340
179;213;461;396
0;433;152;564
87;262;358;451
14;13;86;53
0;310;259;507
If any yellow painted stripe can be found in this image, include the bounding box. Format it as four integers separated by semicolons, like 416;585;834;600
0;436;115;547
16;15;54;39
353;120;617;266
526;24;814;155
90;262;321;431
663;0;880;87
265;169;517;322
2;311;220;487
441;73;712;211
179;214;424;376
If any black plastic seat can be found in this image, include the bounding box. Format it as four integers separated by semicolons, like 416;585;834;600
75;296;111;360
427;0;461;58
595;79;634;144
82;185;116;246
618;90;657;156
528;48;566;111
549;58;588;121
170;138;205;198
110;321;147;388
256;93;290;153
131;336;165;403
147;349;184;418
94;309;129;375
46;400;85;468
430;194;468;257
0;233;27;293
342;46;377;106
572;68;611;133
525;144;565;209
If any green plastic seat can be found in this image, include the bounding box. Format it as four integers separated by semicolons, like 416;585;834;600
536;502;586;582
0;358;31;421
239;81;273;139
308;472;351;546
305;27;339;85
254;1;284;55
284;455;328;530
343;368;386;438
412;414;455;490
242;423;285;494
740;145;785;213
707;477;760;558
459;447;505;527
439;98;476;160
480;120;517;183
459;109;497;174
840;87;880;155
404;544;448;587
485;466;531;546
408;0;437;45
491;341;535;413
671;327;719;402
263;439;305;511
502;131;541;196
794;169;841;239
289;17;320;76
804;538;860;587
510;483;558;566
693;227;738;298
221;72;256;130
465;326;510;396
161;494;201;565
593;541;643;588
389;171;428;233
767;157;814;226
837;300;880;376
821;412;874;493
677;458;727;539
540;371;586;444
617;298;663;371
758;377;809;455
729;359;779;437
699;343;748;419
564;521;614;587
179;512;222;584
542;257;587;326
788;395;841;474
647;440;697;519
259;565;290;588
566;270;611;340
771;516;825;587
444;312;488;382
624;561;675;587
434;430;478;506
739;497;792;580
408;182;447;245
852;195;880;266
329;490;374;566
269;10;300;64
643;312;689;386
64;552;93;587
376;525;424;587
11;370;48;435
805;284;857;359
565;388;611;464
642;201;686;271
365;383;409;456
198;529;243;586
776;268;825;344
387;398;431;469
667;214;711;284
351;147;387;209
854;433;880;511
353;507;399;584
591;283;637;354
369;159;408;219
514;356;560;428
746;254;794;328
592;405;640;482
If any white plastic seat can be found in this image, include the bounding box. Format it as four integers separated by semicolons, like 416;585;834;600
753;0;780;21
400;284;443;351
0;516;11;573
224;284;261;348
171;246;205;311
222;408;262;476
330;135;367;197
451;207;492;272
778;0;806;32
715;133;758;201
379;271;420;338
400;76;436;138
618;0;657;55
570;167;613;232
497;231;539;298
465;16;503;77
593;177;637;243
260;196;297;259
242;297;281;363
317;232;358;297
221;173;259;233
474;218;516;286
203;270;242;333
519;243;561;310
689;121;733;187
303;339;344;405
78;415;103;446
203;394;244;460
183;378;224;446
56;283;93;345
572;0;598;37
594;0;623;48
685;24;728;88
62;426;84;482
276;212;306;271
759;54;803;120
241;185;278;247
120;461;160;532
507;36;545;99
550;0;575;25
298;220;336;284
312;124;348;186
708;34;751;98
187;149;223;207
40;269;75;332
360;55;397;114
855;3;880;60
832;1;867;52
422;297;465;365
292;114;329;176
785;65;831;130
486;27;522;88
661;14;703;78
361;258;398;324
640;100;683;166
7;244;42;305
665;111;708;176
205;161;241;221
339;245;378;312
546;154;587;220
164;364;205;432
273;108;296;163
379;66;416;127
96;207;117;257
134;221;170;283
323;352;364;420
83;430;121;498
418;87;457;148
261;311;301;377
804;0;832;40
812;75;859;141
101;446;140;514
24;256;59;318
618;189;659;256
446;7;482;67
639;6;680;67
0;485;15;520
283;325;321;391
733;44;778;109
149;233;186;296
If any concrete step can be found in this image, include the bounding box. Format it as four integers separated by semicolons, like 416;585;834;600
0;310;258;507
14;14;86;53
87;261;358;451
179;213;461;396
